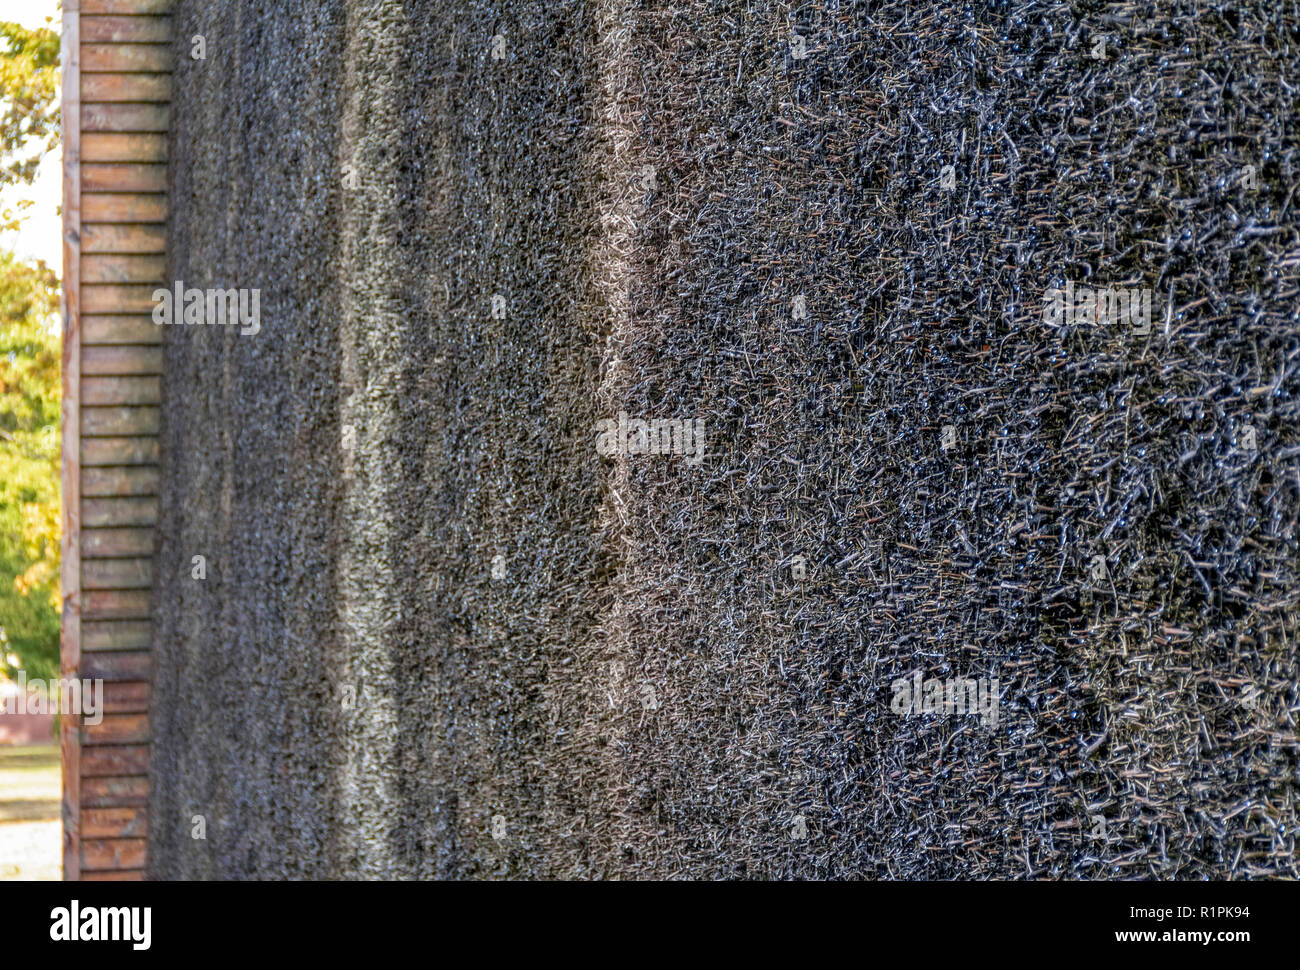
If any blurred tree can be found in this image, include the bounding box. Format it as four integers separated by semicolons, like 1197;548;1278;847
0;17;60;232
0;14;61;681
0;251;59;681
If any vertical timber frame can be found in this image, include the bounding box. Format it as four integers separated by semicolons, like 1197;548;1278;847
62;0;172;881
61;0;82;883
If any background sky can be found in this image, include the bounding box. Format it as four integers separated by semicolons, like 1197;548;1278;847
0;0;62;271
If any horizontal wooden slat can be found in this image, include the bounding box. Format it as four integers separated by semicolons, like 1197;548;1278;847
83;223;166;253
84;163;167;193
85;0;173;12
83;620;152;652
82;375;161;406
82;556;151;588
81;776;149;808
80;745;150;777
82;838;147;871
82;73;170;102
84;527;156;559
83;466;159;498
82;344;163;373
82;437;160;466
80;286;158;316
81;656;153;693
82;869;145;881
101;676;149;707
102;682;151;714
84;620;152;652
83;463;157;501
83;558;152;590
82;16;172;44
82;406;160;436
83;497;158;528
82;44;173;74
83;103;171;132
84;315;163;345
83;193;167;222
82;283;161;314
83;254;166;284
83;714;149;745
83;527;155;558
82;806;148;839
81;652;151;682
82;590;151;620
82;133;167;164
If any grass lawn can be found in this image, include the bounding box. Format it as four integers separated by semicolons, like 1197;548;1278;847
0;744;60;880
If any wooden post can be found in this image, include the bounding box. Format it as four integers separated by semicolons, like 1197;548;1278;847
61;0;83;885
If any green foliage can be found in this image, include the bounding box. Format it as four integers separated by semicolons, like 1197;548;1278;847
0;250;60;681
0;12;62;682
0;17;60;232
